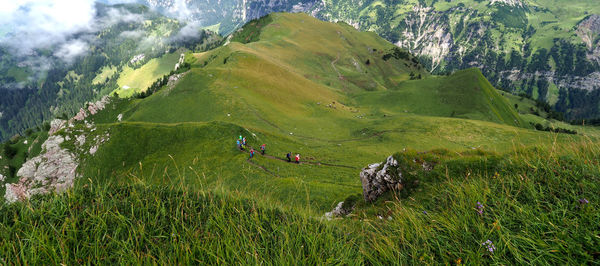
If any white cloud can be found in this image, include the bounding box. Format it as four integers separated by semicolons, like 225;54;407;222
54;40;89;63
0;0;208;70
171;0;193;20
0;0;96;56
120;30;145;39
0;0;147;63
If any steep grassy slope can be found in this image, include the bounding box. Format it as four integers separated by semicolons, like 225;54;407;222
1;138;598;264
63;12;595;211
115;52;182;97
355;68;526;127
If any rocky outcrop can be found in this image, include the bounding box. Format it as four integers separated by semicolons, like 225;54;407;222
5;135;77;203
359;154;436;202
48;119;67;135
324;201;353;220
360;156;402;202
87;96;110;115
4;96;112;203
72;96;110;122
174;53;185;71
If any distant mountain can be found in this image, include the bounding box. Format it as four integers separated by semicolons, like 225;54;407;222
135;0;320;34
136;0;600;120
309;0;600;120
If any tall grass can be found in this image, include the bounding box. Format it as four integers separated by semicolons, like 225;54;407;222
355;139;600;264
1;138;598;264
0;180;363;264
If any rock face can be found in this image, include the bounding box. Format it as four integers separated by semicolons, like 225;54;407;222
360;156;401;202
396;5;454;72
577;14;600;65
5;135;77;203
577;15;600;50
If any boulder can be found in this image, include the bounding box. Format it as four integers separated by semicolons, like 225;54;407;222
360;155;402;202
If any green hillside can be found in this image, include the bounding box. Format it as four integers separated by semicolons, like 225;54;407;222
355;68;526;127
115;51;183;97
1;13;599;264
311;0;600;120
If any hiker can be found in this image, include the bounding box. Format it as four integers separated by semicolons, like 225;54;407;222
260;144;266;155
239;135;243;141
236;139;241;150
241;143;245;151
295;154;300;164
249;148;255;159
286;152;292;162
242;137;247;146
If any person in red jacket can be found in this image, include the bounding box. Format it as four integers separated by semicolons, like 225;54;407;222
249;148;255;159
295;154;300;164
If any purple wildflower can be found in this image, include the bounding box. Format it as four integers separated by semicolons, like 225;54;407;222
579;198;589;204
423;211;428;215
476;202;484;215
482;239;496;254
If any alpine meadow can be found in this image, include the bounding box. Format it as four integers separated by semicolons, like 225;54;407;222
0;2;599;265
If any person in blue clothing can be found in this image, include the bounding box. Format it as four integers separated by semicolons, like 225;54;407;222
242;137;247;146
236;139;241;150
260;144;266;155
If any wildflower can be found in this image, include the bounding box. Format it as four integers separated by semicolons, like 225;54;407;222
423;211;428;215
482;239;496;254
579;198;589;204
476;201;484;215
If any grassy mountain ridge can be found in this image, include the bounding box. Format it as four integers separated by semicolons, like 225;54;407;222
48;12;597;210
130;0;600;119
